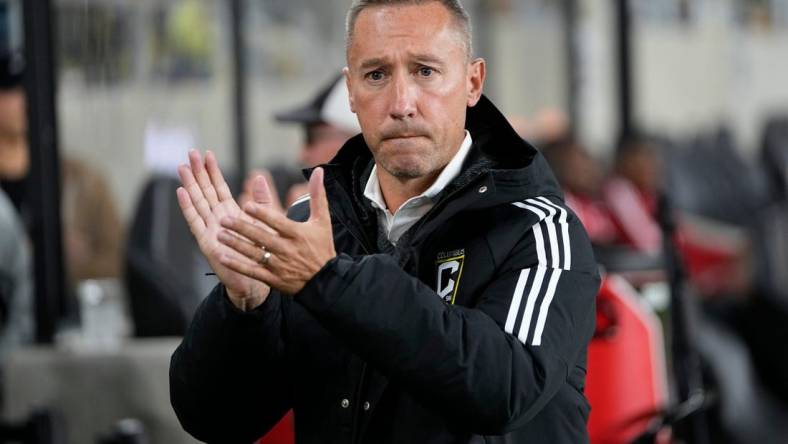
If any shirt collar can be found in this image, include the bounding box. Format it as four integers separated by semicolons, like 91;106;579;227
364;130;473;211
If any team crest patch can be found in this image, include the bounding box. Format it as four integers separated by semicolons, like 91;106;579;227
436;249;465;304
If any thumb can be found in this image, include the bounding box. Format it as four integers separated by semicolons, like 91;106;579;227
308;167;330;221
251;174;272;204
252;171;284;213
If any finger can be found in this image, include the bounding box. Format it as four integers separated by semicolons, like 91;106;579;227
308;167;330;221
243;169;265;200
252;174;274;205
189;149;220;208
219;253;283;289
258;170;285;213
218;229;272;264
205;150;234;203
176;187;207;234
178;164;213;222
243;201;298;236
220;216;288;254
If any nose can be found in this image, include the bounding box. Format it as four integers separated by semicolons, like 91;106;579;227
388;71;417;120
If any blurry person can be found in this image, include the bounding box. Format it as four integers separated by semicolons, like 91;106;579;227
0;185;32;360
0;51;29;216
541;137;617;245
275;73;361;168
0;52;123;292
241;74;361;209
0;50;33;359
61;157;124;284
603;133;664;255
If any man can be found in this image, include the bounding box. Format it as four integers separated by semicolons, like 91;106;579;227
240;74;361;210
170;1;599;443
0;50;123;288
275;73;361;169
0;51;33;360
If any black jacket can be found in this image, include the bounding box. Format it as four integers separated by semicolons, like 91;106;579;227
170;96;600;444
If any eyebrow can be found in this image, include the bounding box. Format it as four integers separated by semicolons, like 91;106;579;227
357;54;447;71
359;57;388;70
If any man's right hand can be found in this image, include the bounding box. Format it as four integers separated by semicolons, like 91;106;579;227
176;150;273;311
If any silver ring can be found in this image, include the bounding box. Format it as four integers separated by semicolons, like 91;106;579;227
258;248;272;266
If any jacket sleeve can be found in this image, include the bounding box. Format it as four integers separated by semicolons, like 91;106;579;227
169;285;292;444
294;199;599;434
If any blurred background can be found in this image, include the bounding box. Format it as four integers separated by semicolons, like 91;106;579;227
1;0;788;443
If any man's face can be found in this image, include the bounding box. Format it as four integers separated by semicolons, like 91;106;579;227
345;2;485;181
299;123;353;167
0;89;28;180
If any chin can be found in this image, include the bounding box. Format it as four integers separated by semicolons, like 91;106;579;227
382;158;429;179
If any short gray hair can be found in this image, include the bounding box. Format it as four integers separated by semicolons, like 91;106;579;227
346;0;473;62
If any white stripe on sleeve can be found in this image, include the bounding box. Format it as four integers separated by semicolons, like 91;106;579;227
527;198;560;269
537;197;572;270
518;265;547;344
532;268;563;346
504;268;530;335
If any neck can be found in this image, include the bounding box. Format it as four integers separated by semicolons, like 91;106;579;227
377;168;441;214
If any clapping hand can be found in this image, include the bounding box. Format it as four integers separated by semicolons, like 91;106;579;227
217;167;337;296
176;150;276;311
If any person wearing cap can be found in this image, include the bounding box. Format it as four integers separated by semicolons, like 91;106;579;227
275;73;361;169
240;74;361;210
171;1;598;442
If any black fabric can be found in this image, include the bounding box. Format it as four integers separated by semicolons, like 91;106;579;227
124;175;224;337
170;95;599;443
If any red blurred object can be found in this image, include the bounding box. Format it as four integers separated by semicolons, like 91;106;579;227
587;275;669;444
256;410;294;444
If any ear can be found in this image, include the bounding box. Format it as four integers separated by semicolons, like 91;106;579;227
466;58;486;108
343;66;356;113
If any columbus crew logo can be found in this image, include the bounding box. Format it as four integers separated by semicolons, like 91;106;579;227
436;249;465;304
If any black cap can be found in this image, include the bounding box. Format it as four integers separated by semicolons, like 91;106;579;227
274;72;360;134
274;73;343;126
275;74;342;125
0;50;24;89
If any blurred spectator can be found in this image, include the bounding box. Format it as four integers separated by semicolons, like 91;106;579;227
603;133;664;255
0;51;33;360
541;136;618;244
0;51;123;296
0;186;33;362
0;50;29;218
61;157;124;284
242;73;360;209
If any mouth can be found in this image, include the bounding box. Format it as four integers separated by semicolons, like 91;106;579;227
385;134;424;141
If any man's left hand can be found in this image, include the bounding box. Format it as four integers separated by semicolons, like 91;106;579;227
218;167;337;295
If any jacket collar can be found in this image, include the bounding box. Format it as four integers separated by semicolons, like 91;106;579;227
316;94;561;208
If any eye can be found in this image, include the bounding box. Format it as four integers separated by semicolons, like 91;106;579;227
366;70;385;82
419;67;434;77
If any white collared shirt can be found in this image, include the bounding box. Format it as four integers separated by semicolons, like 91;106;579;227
364;131;473;245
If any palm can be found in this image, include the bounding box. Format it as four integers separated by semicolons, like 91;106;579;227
176;150;272;304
